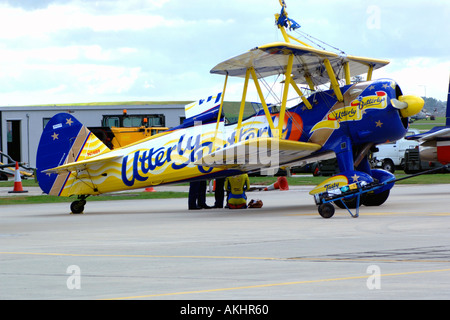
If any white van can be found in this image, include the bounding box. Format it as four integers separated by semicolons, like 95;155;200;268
372;129;420;173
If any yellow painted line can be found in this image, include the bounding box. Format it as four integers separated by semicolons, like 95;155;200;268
2;251;449;299
2;251;449;264
106;268;450;300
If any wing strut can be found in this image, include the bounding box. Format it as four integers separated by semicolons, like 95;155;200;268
323;58;344;102
249;67;276;130
279;54;294;135
235;69;251;143
232;54;296;142
367;64;374;81
289;78;312;110
214;72;228;146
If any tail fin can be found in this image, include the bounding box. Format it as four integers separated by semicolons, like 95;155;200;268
446;75;450;126
36;113;110;195
184;92;222;119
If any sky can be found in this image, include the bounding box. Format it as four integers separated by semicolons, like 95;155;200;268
0;0;448;106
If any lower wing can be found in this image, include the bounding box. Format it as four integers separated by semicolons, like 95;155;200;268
196;138;322;172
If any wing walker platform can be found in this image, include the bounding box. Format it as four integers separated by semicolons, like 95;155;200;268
314;165;449;218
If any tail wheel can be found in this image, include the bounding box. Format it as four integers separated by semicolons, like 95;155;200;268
362;190;390;206
70;200;86;214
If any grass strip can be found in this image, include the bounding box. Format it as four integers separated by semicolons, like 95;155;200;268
0;191;189;206
1;174;448;206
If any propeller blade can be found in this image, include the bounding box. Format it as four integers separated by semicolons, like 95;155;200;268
391;98;408;110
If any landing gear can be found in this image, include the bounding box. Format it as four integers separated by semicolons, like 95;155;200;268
313;180;391;218
70;196;88;214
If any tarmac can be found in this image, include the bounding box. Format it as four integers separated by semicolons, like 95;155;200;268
0;181;450;301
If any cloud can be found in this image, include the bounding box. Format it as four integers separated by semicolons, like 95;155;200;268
0;2;180;40
0;0;448;106
375;58;450;100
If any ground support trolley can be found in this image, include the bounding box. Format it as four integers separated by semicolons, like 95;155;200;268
313;180;390;218
313;165;449;219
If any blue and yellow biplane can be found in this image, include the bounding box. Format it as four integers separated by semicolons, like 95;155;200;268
36;1;424;217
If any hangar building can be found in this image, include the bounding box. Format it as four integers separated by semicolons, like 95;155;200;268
0;101;190;168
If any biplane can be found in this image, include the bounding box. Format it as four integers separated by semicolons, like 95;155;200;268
36;1;424;217
405;76;450;165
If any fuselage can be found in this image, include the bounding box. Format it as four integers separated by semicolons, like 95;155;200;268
54;78;409;196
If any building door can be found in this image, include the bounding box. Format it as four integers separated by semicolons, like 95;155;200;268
7;120;21;162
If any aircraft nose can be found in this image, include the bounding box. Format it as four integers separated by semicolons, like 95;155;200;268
391;95;425;118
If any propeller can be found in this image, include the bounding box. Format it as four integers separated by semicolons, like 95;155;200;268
391;95;424;117
391;98;408;110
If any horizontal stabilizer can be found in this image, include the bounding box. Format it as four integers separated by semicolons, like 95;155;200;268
43;154;122;174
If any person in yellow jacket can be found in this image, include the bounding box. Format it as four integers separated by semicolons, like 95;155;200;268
225;174;250;209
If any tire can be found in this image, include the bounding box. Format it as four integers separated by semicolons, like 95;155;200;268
382;159;395;173
70;200;86;214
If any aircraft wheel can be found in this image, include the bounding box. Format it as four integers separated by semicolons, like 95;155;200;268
362;190;390;206
318;203;335;219
70;200;86;214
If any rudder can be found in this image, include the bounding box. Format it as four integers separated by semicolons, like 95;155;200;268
36;113;110;195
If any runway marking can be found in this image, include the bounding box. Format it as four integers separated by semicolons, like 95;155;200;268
2;251;450;263
287;212;450;217
2;251;449;299
105;268;450;300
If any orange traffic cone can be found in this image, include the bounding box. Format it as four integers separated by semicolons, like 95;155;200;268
263;176;289;191
144;187;156;192
8;162;28;193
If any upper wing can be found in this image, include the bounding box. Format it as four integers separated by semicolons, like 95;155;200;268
210;42;389;85
196;137;322;172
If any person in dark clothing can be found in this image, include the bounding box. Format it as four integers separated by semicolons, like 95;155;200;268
197;180;211;209
214;178;225;208
188;180;211;210
188;181;202;210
